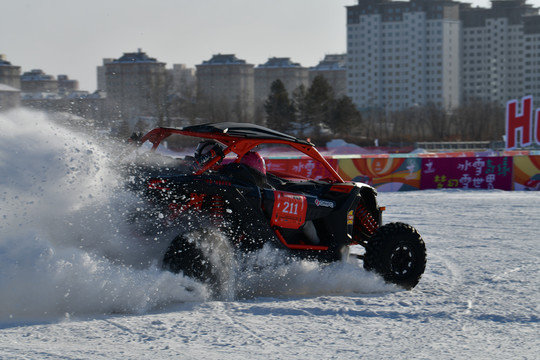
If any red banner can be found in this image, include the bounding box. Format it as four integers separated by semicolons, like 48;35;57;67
266;158;338;180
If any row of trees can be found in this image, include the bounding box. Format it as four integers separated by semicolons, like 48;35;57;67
360;99;505;146
264;76;361;141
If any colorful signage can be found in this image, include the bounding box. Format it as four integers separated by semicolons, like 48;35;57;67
420;157;513;190
338;157;421;191
513;155;540;191
265;155;539;191
506;95;540;150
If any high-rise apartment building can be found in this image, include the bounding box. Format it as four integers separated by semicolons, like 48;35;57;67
169;64;196;96
196;54;255;122
346;0;461;112
97;58;114;92
0;55;21;109
524;15;540;104
0;54;21;90
0;83;20;110
309;54;347;98
254;57;308;104
105;49;167;120
20;69;59;93
347;0;540;112
461;0;540;106
57;75;79;95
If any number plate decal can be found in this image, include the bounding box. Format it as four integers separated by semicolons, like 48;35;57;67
271;191;307;229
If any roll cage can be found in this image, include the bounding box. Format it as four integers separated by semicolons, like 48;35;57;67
139;122;345;183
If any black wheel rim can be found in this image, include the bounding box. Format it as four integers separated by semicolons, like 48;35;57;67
390;244;415;277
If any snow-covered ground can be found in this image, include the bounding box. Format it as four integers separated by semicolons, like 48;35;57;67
1;110;539;359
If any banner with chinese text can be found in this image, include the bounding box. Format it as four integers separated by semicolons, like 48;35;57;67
266;158;339;180
420;157;513;190
265;155;539;191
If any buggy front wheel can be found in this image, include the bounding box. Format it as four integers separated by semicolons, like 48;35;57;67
363;222;426;290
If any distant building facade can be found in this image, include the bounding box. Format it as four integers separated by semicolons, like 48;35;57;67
196;54;255;122
97;58;114;92
105;49;167;121
346;0;540;112
169;64;196;96
309;54;347;98
254;57;308;104
21;90;106;124
20;69;59;93
0;54;21;90
0;55;21;110
57;74;79;95
346;0;461;112
0;84;20;110
461;0;540;106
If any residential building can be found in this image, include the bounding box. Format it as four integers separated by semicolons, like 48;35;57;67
0;54;21;89
461;0;540;106
20;69;58;93
57;74;79;95
0;55;21;110
0;84;20;110
196;54;255;122
254;57;308;105
309;54;347;98
105;49;167;121
169;63;196;96
346;0;461;112
347;0;540;112
21;90;106;123
524;14;540;104
96;58;114;92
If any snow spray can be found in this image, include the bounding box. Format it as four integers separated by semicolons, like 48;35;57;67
232;244;395;299
0;109;208;323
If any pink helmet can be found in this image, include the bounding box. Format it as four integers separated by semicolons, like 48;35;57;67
240;151;266;175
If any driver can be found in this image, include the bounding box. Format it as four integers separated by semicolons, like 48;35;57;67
236;150;272;188
240;151;266;175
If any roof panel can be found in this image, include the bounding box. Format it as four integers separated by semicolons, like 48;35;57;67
180;122;312;145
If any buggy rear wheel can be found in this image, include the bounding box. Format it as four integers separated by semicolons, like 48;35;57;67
162;228;235;297
162;232;215;283
363;222;426;290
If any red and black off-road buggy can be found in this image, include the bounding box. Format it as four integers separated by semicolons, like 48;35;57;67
125;122;426;290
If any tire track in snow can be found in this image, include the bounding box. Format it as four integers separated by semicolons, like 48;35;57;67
103;319;159;344
0;346;78;360
209;302;272;346
207;301;303;357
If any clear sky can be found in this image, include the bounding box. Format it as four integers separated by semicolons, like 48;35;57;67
0;0;531;92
